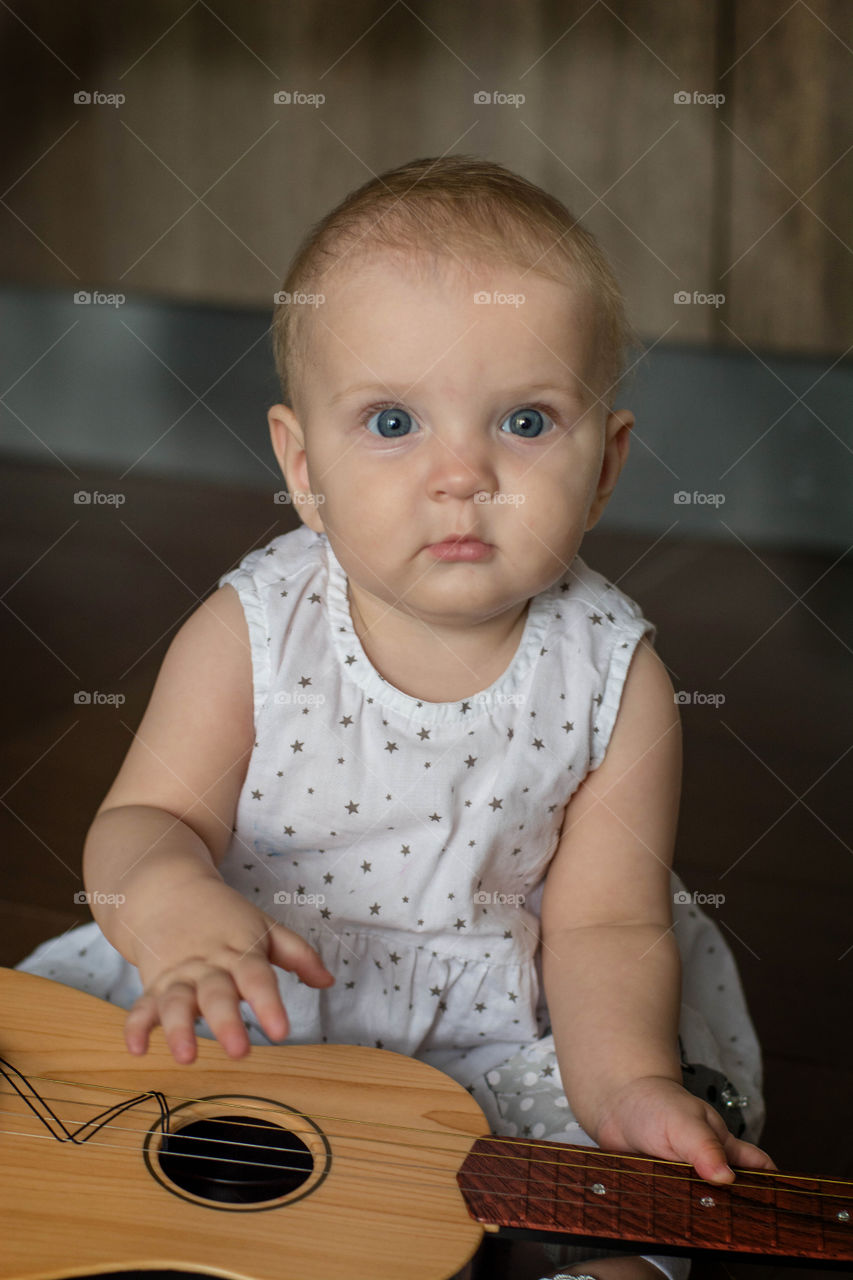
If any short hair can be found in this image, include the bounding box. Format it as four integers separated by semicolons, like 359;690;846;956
271;155;635;412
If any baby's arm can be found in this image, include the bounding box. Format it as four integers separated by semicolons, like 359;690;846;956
82;585;333;1063
540;641;775;1182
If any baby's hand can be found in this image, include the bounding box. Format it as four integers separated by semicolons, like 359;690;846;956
594;1075;777;1184
123;876;334;1064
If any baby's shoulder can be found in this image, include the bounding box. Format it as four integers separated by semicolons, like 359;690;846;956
551;555;650;633
218;525;326;595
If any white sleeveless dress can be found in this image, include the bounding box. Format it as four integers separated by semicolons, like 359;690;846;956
17;527;766;1280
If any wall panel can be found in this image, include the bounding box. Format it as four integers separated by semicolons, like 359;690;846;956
0;0;848;355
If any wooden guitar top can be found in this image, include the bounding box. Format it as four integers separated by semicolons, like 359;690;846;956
0;968;488;1280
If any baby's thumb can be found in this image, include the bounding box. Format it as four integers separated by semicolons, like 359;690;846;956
268;925;335;989
677;1114;735;1184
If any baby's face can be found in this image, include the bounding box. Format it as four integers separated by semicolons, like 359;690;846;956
271;251;631;632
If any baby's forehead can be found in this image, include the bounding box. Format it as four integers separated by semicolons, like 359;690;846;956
315;251;594;343
298;274;593;408
287;245;602;412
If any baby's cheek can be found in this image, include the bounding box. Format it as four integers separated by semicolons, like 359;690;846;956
521;483;587;544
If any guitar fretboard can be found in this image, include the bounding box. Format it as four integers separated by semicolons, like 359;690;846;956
457;1137;853;1263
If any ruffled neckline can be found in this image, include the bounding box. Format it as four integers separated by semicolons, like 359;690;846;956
323;535;561;726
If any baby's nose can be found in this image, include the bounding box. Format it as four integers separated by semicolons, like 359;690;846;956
425;433;497;501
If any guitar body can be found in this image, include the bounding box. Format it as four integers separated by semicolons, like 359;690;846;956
3;967;852;1277
0;968;487;1280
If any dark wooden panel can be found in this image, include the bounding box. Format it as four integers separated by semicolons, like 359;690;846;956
723;0;853;353
0;1;716;343
8;1;848;354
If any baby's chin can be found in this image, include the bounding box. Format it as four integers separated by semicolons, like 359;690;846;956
380;581;533;631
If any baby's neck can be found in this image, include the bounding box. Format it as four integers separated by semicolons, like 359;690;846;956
347;585;531;704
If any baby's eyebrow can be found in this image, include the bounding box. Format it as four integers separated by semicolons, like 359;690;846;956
329;381;404;405
328;381;584;406
492;383;583;402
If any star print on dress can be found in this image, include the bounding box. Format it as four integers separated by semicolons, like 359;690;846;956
201;525;763;1140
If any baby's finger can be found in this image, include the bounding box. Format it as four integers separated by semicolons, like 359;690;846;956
195;970;254;1059
158;981;204;1065
125;994;161;1056
723;1135;779;1173
668;1111;734;1184
267;925;335;990
233;954;290;1043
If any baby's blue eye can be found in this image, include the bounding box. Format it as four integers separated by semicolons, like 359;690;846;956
366;407;414;438
500;407;550;438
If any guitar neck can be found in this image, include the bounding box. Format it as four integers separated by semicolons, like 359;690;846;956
457;1136;853;1264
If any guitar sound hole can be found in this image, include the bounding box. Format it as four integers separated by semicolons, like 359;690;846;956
158;1114;314;1204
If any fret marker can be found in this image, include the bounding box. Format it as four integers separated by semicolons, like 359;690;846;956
838;1211;850;1223
591;1182;606;1196
700;1196;716;1208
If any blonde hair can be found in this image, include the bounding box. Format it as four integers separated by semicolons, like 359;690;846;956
272;155;634;411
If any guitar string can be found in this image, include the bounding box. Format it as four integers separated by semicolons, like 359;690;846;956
3;1121;845;1259
2;1067;852;1194
0;1119;607;1217
2;1066;852;1223
2;1089;851;1255
2;1065;851;1202
0;1056;170;1143
12;1114;847;1261
3;1110;851;1248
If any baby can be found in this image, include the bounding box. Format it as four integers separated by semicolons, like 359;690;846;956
18;156;776;1280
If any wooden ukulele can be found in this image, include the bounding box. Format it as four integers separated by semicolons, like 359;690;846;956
1;967;851;1279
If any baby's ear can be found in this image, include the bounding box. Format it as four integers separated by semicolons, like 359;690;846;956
585;408;634;531
268;404;325;533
